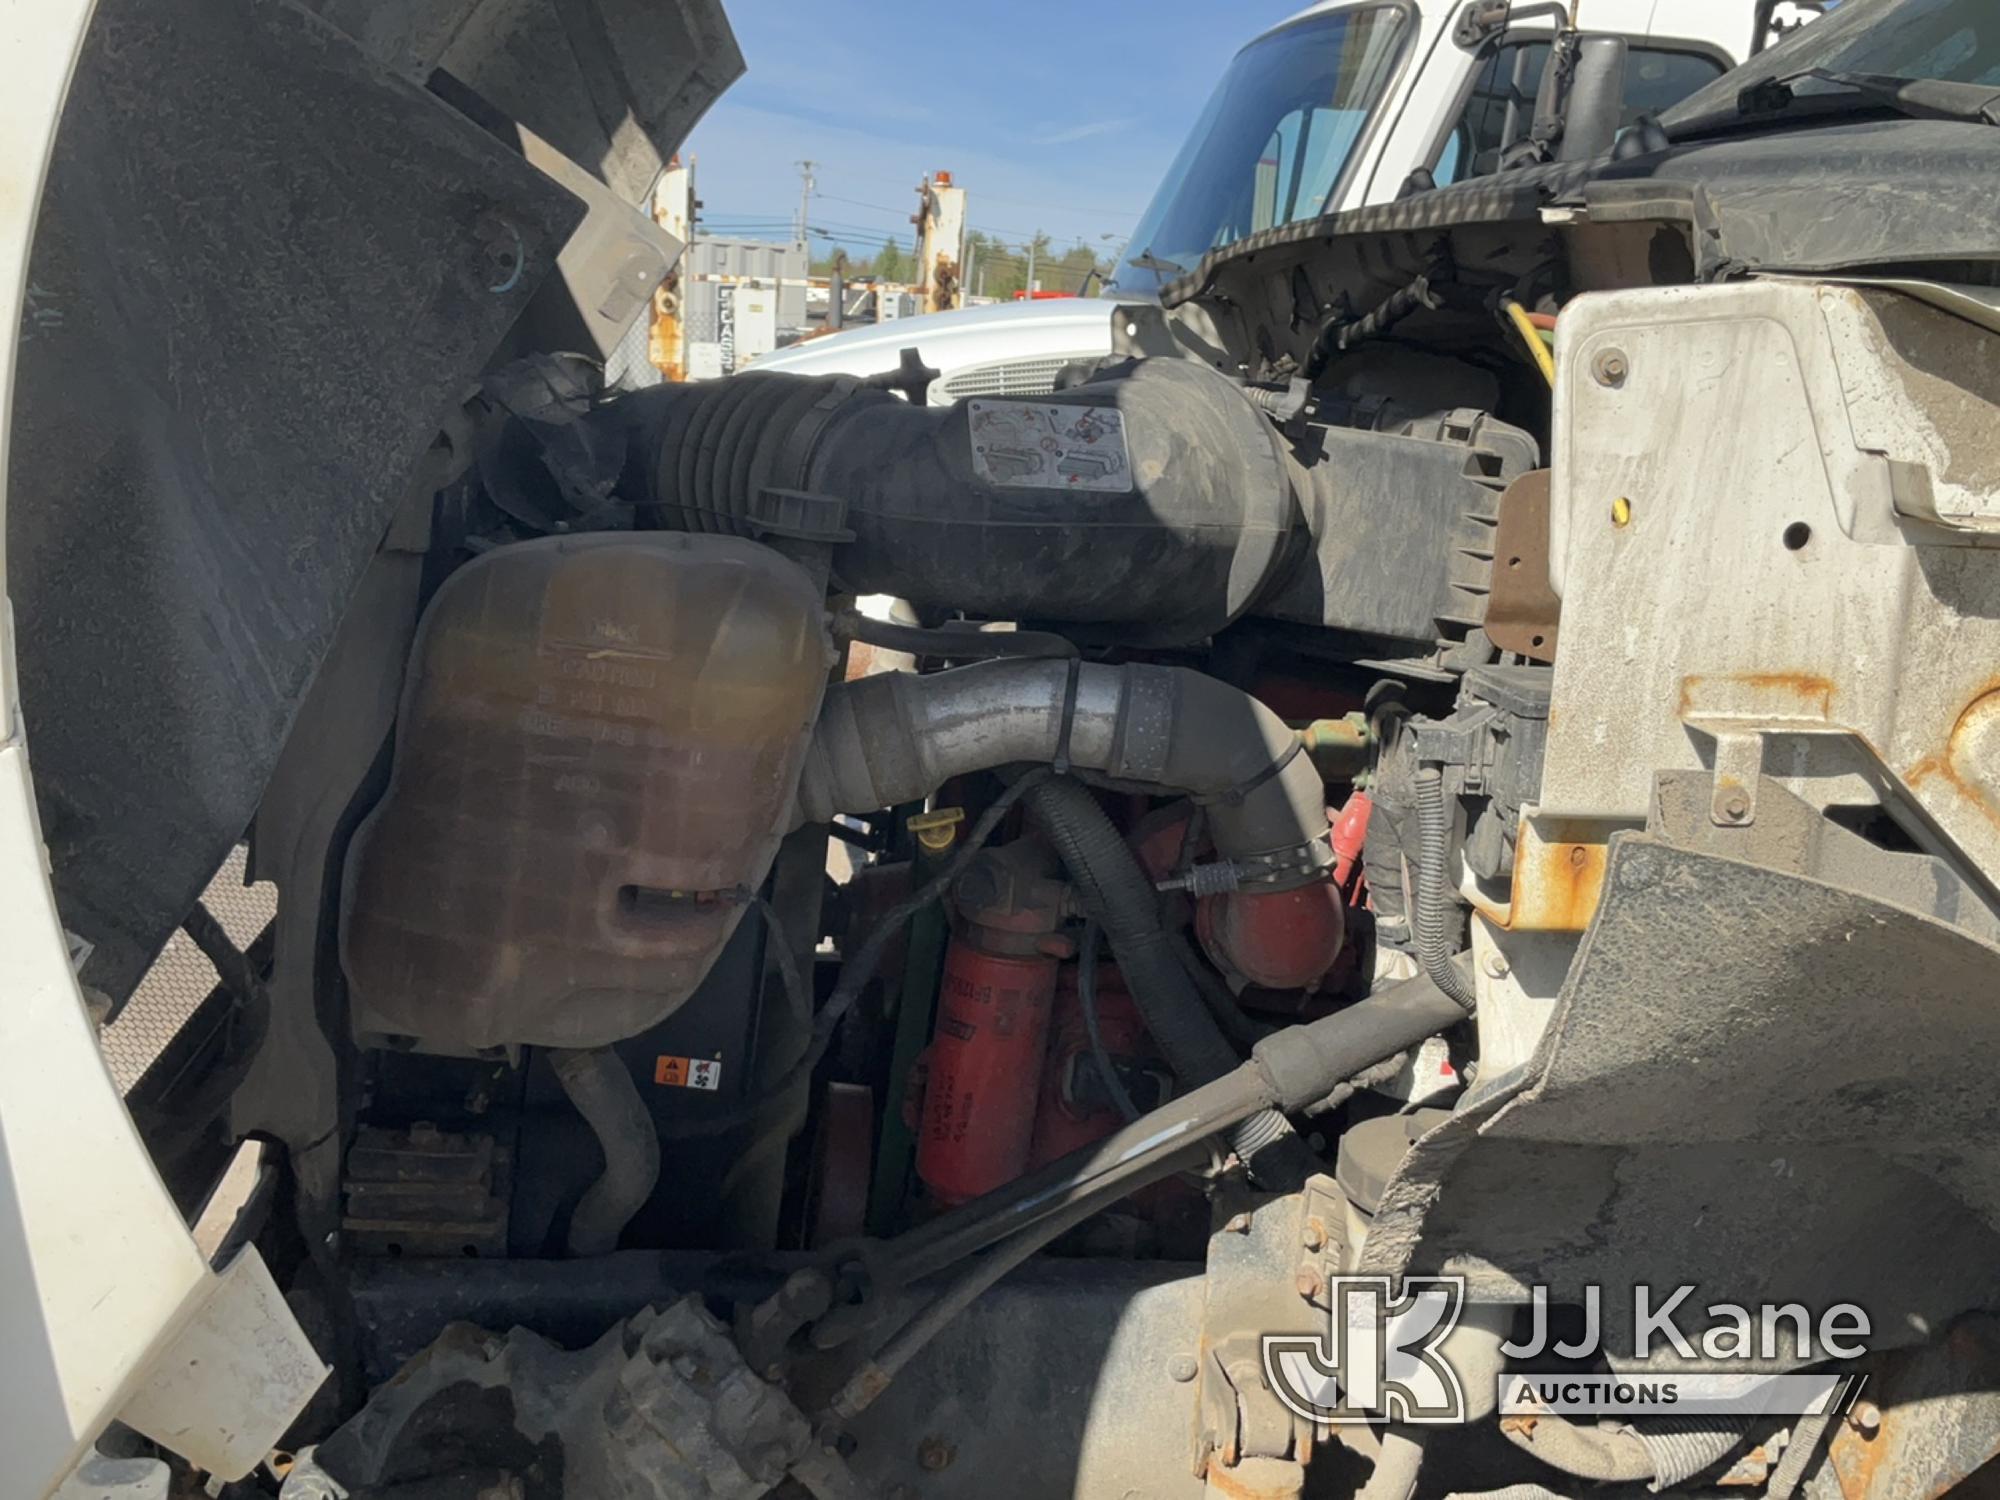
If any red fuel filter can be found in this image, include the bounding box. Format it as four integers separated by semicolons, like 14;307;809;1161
1029;962;1165;1165
917;938;1058;1205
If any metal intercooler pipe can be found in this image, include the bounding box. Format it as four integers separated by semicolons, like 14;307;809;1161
794;659;1332;883
550;1047;661;1257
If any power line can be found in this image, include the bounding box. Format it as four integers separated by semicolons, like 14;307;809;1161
803;190;1122;245
814;190;908;215
967;188;1145;219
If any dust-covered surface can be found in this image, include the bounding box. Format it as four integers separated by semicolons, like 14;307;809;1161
10;0;581;1010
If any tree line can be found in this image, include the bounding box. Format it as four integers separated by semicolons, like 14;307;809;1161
810;229;1115;298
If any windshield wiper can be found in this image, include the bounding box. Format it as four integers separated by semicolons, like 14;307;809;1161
1739;68;2000;126
1127;248;1189;277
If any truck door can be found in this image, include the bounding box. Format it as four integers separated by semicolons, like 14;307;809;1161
1428;29;1733;183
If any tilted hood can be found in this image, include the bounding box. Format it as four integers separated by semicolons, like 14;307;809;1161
7;0;741;1006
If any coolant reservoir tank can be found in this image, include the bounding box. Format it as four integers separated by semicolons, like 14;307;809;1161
341;533;831;1052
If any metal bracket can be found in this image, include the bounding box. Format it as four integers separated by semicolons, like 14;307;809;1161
1452;0;1511;49
1193;1180;1347;1492
1710;728;1767;827
860;345;941;404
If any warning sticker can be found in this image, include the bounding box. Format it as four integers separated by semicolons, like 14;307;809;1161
968;400;1133;493
655;1055;723;1091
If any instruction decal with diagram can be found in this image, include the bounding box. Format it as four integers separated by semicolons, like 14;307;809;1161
968;399;1134;492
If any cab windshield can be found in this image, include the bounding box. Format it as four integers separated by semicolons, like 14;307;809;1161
1667;0;2000;130
1107;5;1410;297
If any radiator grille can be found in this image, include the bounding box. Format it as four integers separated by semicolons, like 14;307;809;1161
931;355;1077;405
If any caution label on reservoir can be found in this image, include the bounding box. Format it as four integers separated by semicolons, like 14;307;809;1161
655;1055;723;1090
968;400;1133;492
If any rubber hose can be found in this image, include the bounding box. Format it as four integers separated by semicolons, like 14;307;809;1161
550;1048;662;1257
1632;1420;1749;1490
1168;926;1268;1051
1500;1415;1652;1484
1414;768;1478;1012
888;969;1469;1283
1357;1429;1428;1500
1504;1414;1749;1489
1024;777;1297;1170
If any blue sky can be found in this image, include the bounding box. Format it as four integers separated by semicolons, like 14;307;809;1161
684;1;1306;260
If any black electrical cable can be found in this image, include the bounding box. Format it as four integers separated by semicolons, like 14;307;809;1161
752;893;814;1032
1076;922;1140;1122
1306;265;1449;379
1413;768;1479;1012
661;769;1056;1139
1160;800;1268;1052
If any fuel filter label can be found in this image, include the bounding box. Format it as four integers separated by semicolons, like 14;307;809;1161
968;400;1133;492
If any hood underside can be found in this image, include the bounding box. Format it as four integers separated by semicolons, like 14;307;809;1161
8;0;740;1005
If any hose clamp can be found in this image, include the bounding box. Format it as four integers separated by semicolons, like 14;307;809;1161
1231;828;1338;888
1196;736;1306;809
1052;656;1084;776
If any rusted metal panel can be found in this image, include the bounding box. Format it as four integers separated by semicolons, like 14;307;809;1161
1827;1316;2000;1500
1485;469;1560;663
1497;814;1610;932
1541;281;2000;889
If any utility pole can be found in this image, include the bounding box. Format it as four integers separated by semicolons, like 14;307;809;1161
649;155;694;382
794;159;817;246
912;169;966;314
1025;235;1037;296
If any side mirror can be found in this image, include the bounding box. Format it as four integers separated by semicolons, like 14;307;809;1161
1754;0;1827;55
1532;31;1629;163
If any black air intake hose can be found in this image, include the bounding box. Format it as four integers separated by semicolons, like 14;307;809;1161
1025;777;1301;1179
617;358;1300;644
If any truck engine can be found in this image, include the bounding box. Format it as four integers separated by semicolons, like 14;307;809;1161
12;3;2000;1498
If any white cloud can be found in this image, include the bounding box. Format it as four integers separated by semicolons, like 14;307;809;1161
1030;118;1135;146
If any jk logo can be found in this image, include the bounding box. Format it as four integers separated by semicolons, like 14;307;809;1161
1262;1276;1467;1425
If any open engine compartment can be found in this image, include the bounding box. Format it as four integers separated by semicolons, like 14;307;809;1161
20;5;2000;1496
233;237;2000;1495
